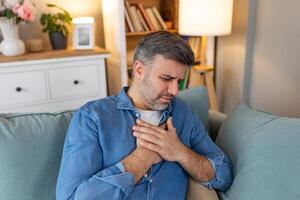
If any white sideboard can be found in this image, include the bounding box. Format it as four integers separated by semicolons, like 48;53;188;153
0;47;110;113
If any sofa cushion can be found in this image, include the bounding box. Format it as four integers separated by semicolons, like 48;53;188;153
216;104;300;200
178;86;209;131
0;111;74;200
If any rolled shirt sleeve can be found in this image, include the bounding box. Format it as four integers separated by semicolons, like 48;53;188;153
56;106;134;200
189;112;233;191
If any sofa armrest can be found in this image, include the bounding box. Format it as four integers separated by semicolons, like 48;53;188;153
208;110;227;141
186;178;219;200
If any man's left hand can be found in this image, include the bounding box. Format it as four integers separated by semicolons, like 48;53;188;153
132;117;188;162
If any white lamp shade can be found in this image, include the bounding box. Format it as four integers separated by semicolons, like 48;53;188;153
179;0;233;36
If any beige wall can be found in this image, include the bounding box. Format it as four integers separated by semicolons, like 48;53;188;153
249;0;300;117
216;0;249;114
217;0;300;117
19;0;104;49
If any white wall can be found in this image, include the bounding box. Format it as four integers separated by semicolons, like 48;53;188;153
18;0;104;49
217;0;300;117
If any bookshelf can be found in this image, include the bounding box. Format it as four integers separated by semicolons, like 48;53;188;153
102;0;179;95
126;28;178;36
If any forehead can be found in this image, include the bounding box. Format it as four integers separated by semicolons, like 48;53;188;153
148;55;188;77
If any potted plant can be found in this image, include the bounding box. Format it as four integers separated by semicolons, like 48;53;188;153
40;3;72;50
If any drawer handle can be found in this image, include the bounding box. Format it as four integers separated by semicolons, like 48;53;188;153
73;80;79;85
16;87;22;92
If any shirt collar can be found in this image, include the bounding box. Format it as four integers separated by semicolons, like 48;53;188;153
116;87;173;114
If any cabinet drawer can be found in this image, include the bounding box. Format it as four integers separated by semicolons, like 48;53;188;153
48;65;101;99
0;71;48;107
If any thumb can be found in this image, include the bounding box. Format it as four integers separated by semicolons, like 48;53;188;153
167;117;175;131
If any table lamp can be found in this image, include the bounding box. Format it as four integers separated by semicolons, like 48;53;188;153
179;0;233;110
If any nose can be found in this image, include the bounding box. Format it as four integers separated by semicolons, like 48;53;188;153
168;81;179;96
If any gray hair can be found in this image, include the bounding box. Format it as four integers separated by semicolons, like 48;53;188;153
133;31;194;67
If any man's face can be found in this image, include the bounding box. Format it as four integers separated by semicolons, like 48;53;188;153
139;55;188;111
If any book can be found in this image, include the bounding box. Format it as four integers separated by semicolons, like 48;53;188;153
179;69;190;90
125;1;140;32
124;5;135;32
145;8;162;30
137;3;155;31
152;6;167;30
130;5;144;32
137;9;150;31
187;36;201;62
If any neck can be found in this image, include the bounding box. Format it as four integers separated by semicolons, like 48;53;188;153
127;83;150;110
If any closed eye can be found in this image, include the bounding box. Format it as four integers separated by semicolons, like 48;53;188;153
160;77;172;81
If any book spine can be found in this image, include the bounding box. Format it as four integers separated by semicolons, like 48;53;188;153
137;3;155;31
130;6;144;32
179;69;190;90
137;9;150;31
152;6;167;30
124;4;135;32
125;1;139;32
145;8;162;31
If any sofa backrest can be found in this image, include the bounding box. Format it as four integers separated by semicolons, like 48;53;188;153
0;111;74;200
216;104;300;200
0;86;209;200
177;86;209;130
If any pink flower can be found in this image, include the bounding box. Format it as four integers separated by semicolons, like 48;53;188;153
12;4;20;14
12;0;35;22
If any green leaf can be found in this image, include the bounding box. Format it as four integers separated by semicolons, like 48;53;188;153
40;3;72;35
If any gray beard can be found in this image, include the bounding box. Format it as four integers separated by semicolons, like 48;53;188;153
141;75;171;111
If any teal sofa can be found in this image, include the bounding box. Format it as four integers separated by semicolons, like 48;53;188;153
1;86;299;200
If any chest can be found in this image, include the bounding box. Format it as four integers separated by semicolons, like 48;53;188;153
97;110;193;169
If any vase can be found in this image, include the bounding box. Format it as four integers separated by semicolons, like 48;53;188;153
49;32;67;50
0;18;25;56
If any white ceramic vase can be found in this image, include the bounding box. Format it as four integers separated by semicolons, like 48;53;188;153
0;18;25;56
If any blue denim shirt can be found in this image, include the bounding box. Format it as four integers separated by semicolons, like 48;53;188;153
56;88;232;200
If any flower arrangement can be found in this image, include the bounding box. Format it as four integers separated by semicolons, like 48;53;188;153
0;0;36;24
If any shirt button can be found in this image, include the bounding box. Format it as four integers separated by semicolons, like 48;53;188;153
149;178;153;182
144;174;148;178
135;113;139;117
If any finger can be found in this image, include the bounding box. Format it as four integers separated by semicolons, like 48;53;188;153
136;119;165;132
132;125;161;137
167;117;176;131
133;131;162;145
138;139;161;153
136;138;142;147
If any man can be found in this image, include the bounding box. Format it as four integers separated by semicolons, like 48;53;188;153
56;31;232;200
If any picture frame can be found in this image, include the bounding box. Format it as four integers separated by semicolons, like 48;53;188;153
72;17;95;50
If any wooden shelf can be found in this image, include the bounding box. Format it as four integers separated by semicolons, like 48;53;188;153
102;0;179;94
126;29;178;36
0;46;110;63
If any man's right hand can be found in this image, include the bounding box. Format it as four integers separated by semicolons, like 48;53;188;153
121;120;164;183
136;139;161;165
121;137;162;184
134;121;166;165
121;146;161;184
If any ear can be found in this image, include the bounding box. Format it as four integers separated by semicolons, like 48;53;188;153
132;60;146;80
